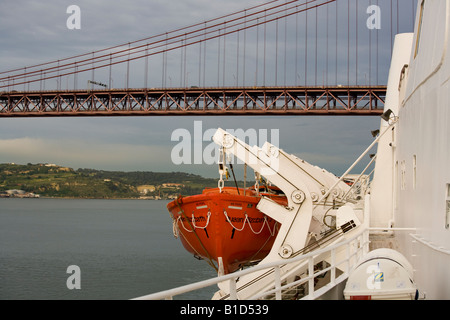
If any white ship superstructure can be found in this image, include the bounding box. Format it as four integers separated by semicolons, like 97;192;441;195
134;0;450;300
376;0;450;299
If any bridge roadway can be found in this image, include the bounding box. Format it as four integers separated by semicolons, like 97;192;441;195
0;86;386;117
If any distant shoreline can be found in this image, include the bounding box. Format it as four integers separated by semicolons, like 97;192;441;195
0;196;173;201
0;162;219;199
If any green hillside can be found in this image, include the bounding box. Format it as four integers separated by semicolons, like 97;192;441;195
0;163;219;199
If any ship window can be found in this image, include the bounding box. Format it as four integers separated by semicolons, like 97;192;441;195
446;184;450;230
414;0;425;59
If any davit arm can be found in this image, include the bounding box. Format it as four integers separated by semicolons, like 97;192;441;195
213;128;362;299
213;128;352;259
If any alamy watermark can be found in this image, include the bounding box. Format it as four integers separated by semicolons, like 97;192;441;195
366;5;381;30
66;5;81;30
171;121;279;168
66;265;81;290
65;4;381;31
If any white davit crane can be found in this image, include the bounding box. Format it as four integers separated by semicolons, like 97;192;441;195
212;128;364;300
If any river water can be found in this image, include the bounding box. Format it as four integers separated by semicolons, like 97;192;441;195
0;198;217;300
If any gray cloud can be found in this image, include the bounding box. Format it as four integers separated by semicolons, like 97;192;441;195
0;115;379;177
0;0;409;177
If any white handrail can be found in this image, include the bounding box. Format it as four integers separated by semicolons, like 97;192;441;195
132;226;369;300
314;121;396;210
410;233;450;255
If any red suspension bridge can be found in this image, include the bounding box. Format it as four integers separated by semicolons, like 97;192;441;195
0;0;416;117
0;86;386;117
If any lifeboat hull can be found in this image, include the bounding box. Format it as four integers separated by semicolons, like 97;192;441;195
167;187;285;274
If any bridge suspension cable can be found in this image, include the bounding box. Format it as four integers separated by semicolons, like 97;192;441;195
1;0;338;90
0;0;417;118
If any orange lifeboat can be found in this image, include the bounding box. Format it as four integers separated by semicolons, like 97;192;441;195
167;186;287;274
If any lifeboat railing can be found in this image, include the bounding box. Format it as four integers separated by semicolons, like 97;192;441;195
132;207;370;300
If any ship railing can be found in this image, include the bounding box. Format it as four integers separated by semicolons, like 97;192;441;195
132;123;394;301
132;224;370;300
409;233;450;256
249;230;369;300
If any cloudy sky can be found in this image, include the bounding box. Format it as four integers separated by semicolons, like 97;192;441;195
0;0;417;178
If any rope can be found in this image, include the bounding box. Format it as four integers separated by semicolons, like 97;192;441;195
172;217;179;238
172;197;279;273
176;210;212;232
173;197;218;272
223;210;277;236
175;207;277;236
223;209;280;268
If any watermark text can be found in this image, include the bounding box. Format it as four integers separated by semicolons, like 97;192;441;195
366;5;381;30
66;5;81;30
66;265;81;290
171;121;279;167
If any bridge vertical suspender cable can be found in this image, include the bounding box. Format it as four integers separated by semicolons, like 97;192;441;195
0;0;417;117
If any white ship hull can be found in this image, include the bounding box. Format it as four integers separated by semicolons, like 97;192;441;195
370;0;450;299
135;0;450;301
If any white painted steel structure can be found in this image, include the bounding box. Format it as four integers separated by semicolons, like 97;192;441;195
134;0;450;300
133;219;369;300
